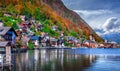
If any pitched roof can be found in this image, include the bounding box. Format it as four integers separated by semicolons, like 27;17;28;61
31;36;40;40
84;40;95;43
0;27;17;36
0;41;9;47
50;38;58;42
0;27;11;35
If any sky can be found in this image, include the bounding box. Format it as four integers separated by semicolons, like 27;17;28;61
62;0;120;35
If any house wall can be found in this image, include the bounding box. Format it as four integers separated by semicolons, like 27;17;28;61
4;31;12;41
3;31;16;44
12;31;16;44
0;47;5;52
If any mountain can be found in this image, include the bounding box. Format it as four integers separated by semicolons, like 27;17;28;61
102;32;120;43
0;0;103;42
95;28;120;43
42;0;103;42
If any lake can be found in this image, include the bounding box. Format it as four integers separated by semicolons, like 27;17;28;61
1;48;120;71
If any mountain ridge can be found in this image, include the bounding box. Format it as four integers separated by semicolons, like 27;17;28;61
0;0;103;42
43;0;103;42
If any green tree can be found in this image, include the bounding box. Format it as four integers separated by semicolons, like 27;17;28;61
34;8;46;21
21;7;31;18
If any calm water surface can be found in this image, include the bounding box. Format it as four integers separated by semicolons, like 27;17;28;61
2;48;120;71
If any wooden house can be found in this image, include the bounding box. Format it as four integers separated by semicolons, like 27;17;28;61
36;23;43;31
0;41;9;53
19;21;31;28
20;15;26;21
0;41;11;65
52;26;58;31
30;36;41;47
50;38;58;47
66;36;75;44
19;15;28;21
0;27;17;46
74;39;81;47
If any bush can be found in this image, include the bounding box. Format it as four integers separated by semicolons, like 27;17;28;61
65;41;72;47
21;8;32;18
70;31;78;38
73;17;76;23
28;42;34;50
34;8;46;21
13;23;19;29
0;16;19;29
0;11;3;17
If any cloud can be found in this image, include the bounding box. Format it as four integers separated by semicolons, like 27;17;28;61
73;9;120;35
96;17;120;35
74;10;113;17
98;17;120;43
73;9;113;28
102;17;118;31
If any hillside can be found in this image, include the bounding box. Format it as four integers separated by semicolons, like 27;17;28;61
0;0;103;42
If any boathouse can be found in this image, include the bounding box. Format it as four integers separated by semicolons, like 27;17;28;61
0;27;17;46
0;41;10;53
0;41;12;67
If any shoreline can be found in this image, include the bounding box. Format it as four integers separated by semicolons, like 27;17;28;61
0;47;120;54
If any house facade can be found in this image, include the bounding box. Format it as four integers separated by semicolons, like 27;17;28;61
83;40;98;48
0;27;17;46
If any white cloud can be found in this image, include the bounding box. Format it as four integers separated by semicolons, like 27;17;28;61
102;17;118;31
74;10;113;16
74;9;120;35
73;9;114;28
96;32;103;36
97;17;120;35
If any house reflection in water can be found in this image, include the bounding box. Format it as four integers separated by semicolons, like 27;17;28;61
11;49;97;71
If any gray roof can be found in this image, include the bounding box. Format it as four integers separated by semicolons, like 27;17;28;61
0;27;17;36
0;41;9;47
84;40;95;43
24;21;29;24
50;38;58;42
0;27;11;35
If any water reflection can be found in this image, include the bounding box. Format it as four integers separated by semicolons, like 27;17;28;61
1;49;120;71
85;55;120;71
10;49;96;71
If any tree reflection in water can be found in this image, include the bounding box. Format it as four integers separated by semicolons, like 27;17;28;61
10;49;97;71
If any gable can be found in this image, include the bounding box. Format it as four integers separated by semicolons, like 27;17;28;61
0;27;10;35
9;28;18;36
0;27;17;36
0;41;9;47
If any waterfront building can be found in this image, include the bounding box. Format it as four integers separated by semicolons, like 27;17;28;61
0;27;17;46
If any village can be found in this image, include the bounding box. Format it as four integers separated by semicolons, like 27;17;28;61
0;1;120;71
0;13;120;53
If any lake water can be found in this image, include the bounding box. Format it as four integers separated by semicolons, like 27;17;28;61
1;48;120;71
